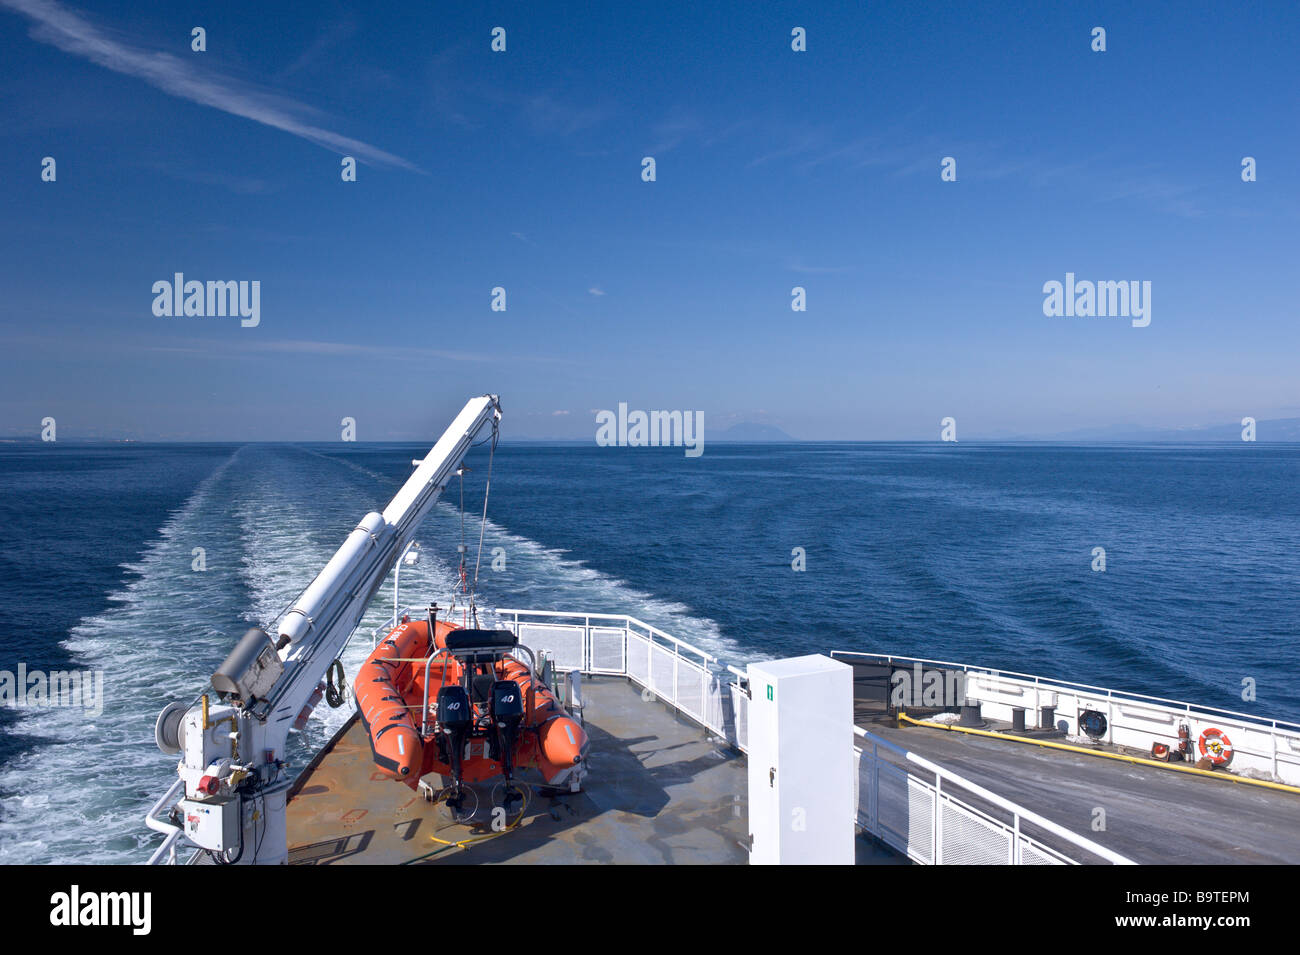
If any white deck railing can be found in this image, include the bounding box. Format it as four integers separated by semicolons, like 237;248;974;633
854;727;1132;865
492;609;745;747
491;608;1128;864
830;649;1300;787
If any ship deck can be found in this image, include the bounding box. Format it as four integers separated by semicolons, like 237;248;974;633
860;713;1300;864
285;675;897;864
284;672;1300;865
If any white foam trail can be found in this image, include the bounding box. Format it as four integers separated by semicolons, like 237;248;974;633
0;449;245;864
450;504;742;663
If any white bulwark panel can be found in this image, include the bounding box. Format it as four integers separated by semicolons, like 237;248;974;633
747;654;855;864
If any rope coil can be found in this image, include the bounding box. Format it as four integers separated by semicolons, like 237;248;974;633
325;659;346;708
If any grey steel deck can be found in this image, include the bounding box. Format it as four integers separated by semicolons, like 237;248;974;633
863;715;1300;864
283;671;1300;865
286;675;898;864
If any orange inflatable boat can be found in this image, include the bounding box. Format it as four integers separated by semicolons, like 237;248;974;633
353;612;589;806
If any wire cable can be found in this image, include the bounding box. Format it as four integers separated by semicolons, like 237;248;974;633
472;420;498;593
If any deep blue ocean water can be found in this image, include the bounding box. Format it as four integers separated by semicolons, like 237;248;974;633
1;441;1298;862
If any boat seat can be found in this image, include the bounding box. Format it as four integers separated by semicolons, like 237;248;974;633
443;629;518;653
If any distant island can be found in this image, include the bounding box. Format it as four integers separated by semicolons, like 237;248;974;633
976;417;1300;443
712;422;797;442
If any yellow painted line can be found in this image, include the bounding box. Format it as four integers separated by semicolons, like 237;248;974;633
897;713;1300;796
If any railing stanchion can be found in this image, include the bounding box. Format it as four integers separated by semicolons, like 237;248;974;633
871;740;879;834
933;775;943;865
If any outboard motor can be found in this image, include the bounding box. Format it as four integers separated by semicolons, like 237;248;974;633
489;679;525;803
435;684;473;807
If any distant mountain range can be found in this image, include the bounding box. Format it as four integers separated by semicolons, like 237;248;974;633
7;417;1299;444
979;417;1300;443
707;416;1300;443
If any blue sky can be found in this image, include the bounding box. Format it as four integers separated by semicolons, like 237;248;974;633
1;0;1296;440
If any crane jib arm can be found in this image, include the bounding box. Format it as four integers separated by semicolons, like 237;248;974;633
145;394;501;865
266;394;501;721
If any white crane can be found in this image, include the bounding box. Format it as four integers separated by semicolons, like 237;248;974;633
147;394;503;864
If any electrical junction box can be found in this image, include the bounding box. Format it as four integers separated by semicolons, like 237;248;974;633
211;627;283;707
747;654;854;865
180;795;240;852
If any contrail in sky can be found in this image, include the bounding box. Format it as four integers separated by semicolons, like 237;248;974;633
1;0;419;171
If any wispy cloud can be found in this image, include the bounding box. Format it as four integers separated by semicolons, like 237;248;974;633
425;43;610;139
747;123;835;168
1;0;418;170
1093;167;1205;218
786;261;853;275
4;332;572;366
648;109;703;154
148;337;573;365
140;161;274;196
515;91;608;136
587;286;606;296
227;339;490;362
738;116;1210;217
276;15;357;80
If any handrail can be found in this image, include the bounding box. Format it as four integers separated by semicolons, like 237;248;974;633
371;606;414;646
495;608;719;666
494;608;639;621
373;606;720;668
419;648;454;736
854;725;1135;865
144;777;184;836
143;778;186;866
146;829;184;866
831;649;1300;732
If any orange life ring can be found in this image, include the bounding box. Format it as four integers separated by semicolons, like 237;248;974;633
1197;727;1233;765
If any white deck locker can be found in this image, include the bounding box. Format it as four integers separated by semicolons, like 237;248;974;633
747;654;855;864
